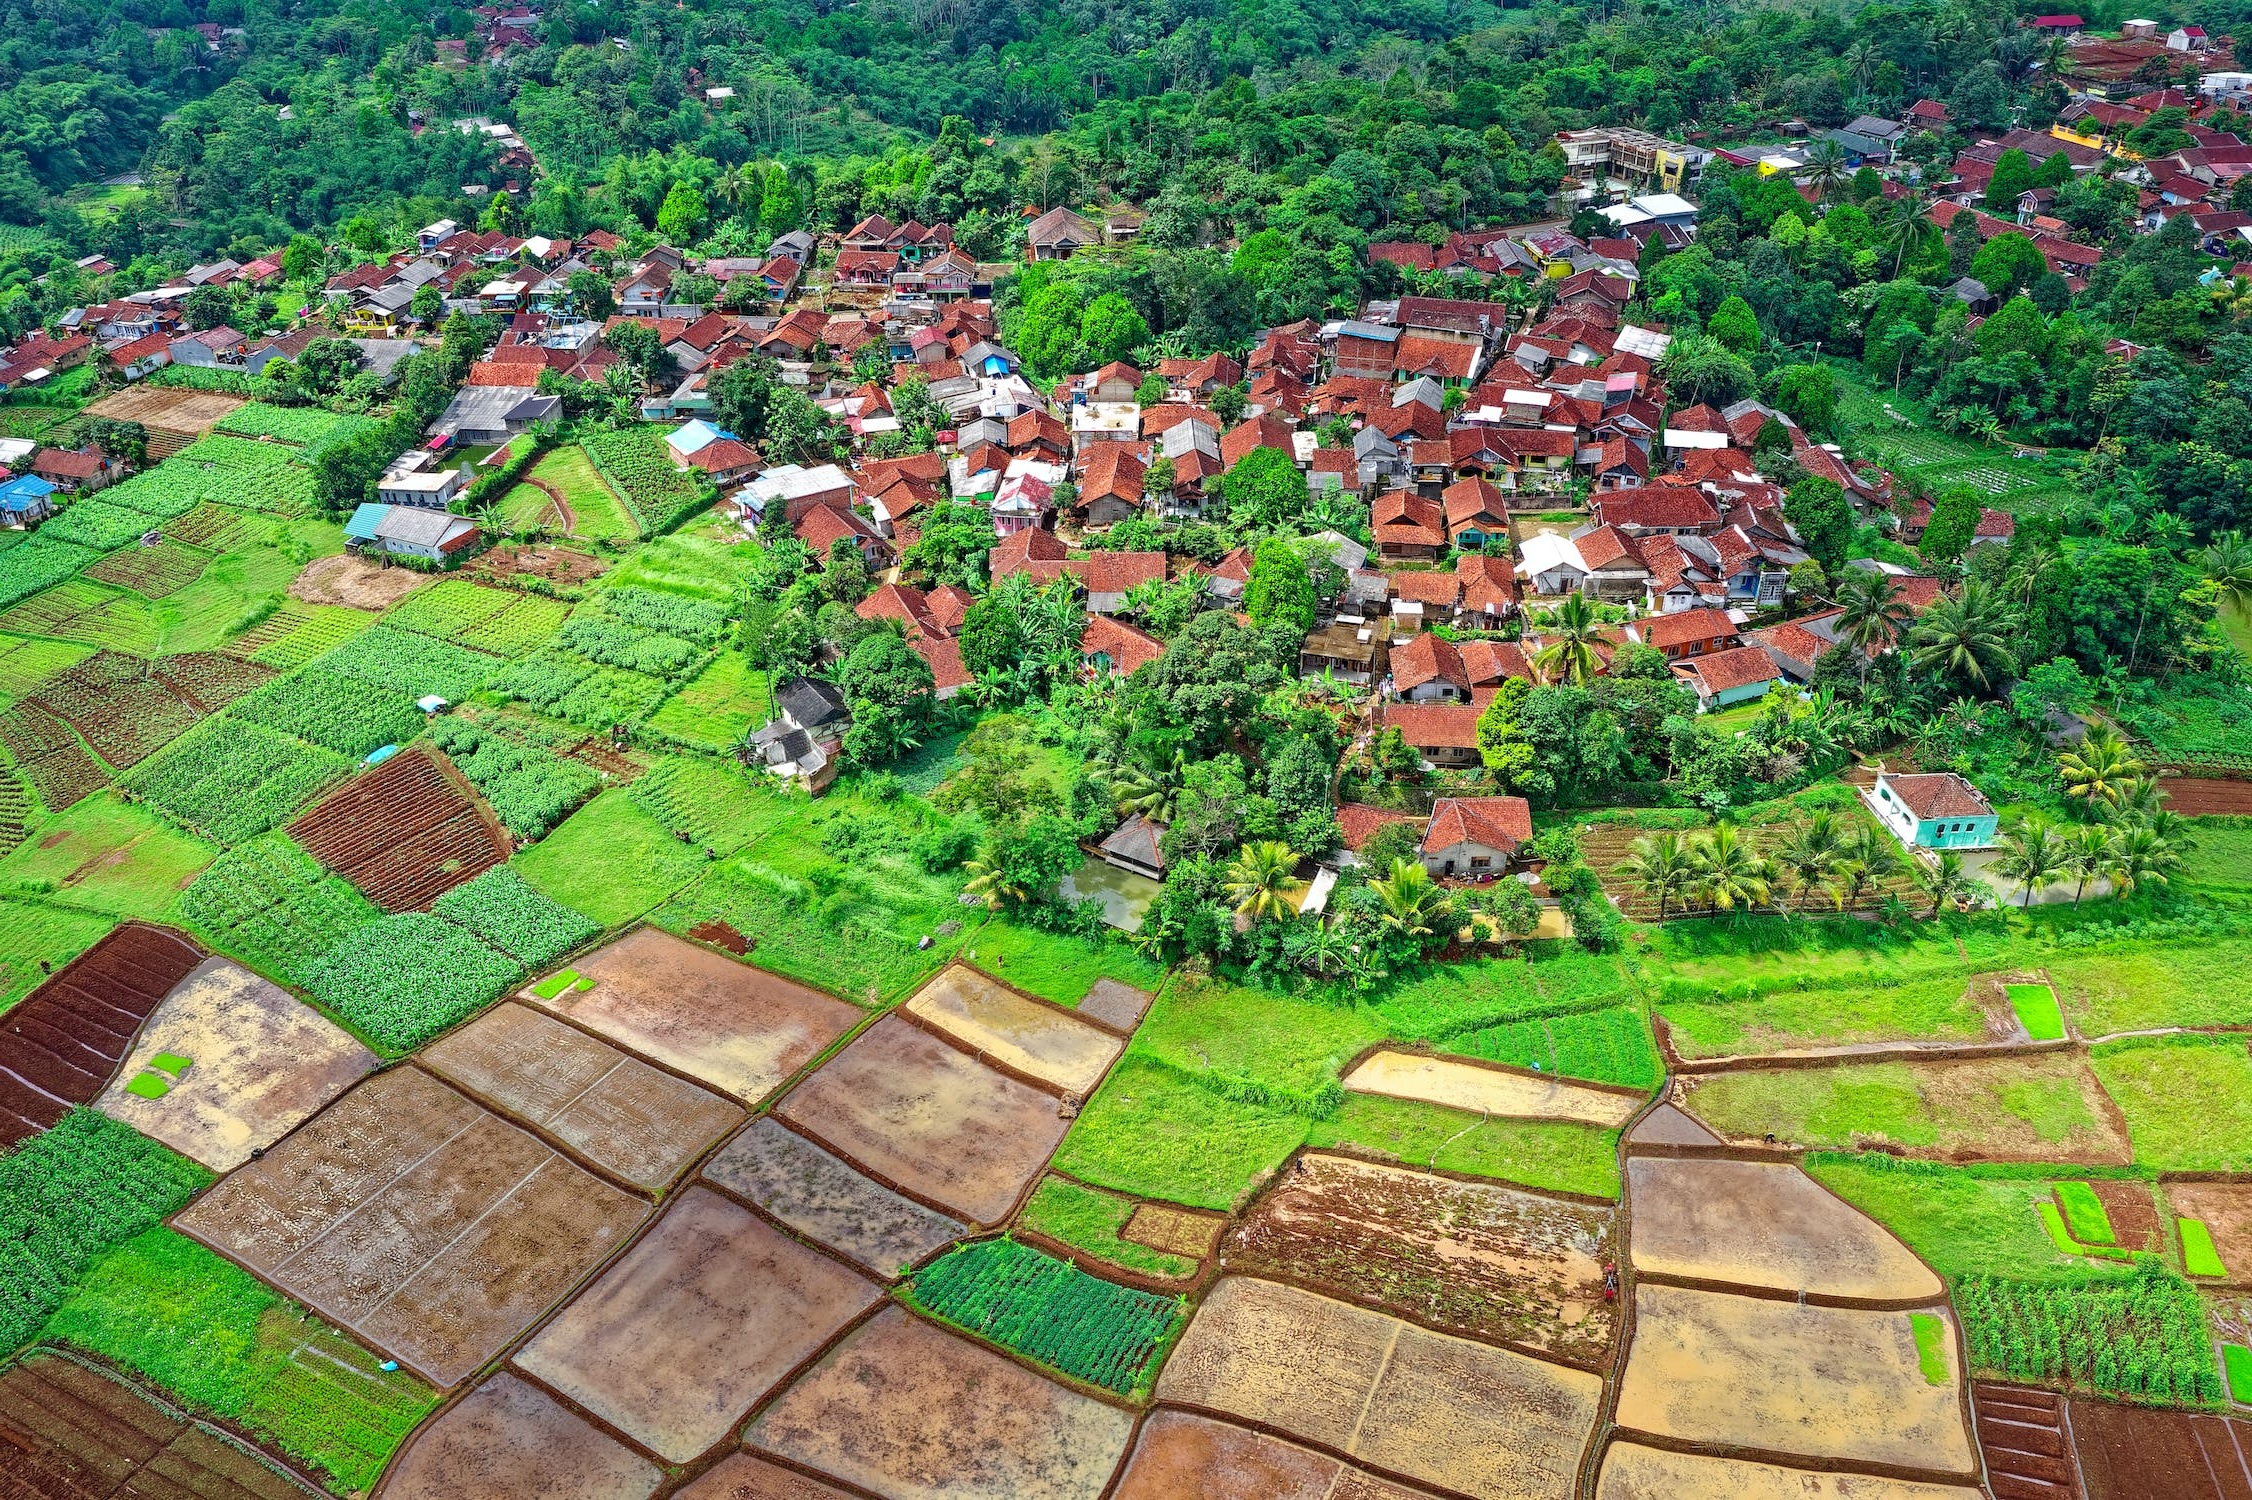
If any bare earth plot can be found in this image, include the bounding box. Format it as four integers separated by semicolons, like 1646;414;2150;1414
174;1066;647;1387
1972;1384;2081;1500
96;955;377;1171
1343;1050;1641;1127
1226;1152;1615;1369
676;1454;861;1499
701;1116;965;1278
904;964;1123;1096
514;1186;883;1464
2069;1396;2252;1500
1156;1276;1602;1500
746;1305;1135;1500
379;1371;662;1500
1077;978;1157;1031
1595;1443;1986;1500
0;921;204;1147
530;927;859;1104
289;553;429;611
773;1013;1071;1226
2157;1182;2252;1282
1110;1412;1431;1500
1613;1284;1975;1479
420;1001;744;1192
1626;1156;1942;1301
87;385;244;437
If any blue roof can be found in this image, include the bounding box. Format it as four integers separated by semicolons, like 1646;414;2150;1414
344;502;391;540
0;476;54;513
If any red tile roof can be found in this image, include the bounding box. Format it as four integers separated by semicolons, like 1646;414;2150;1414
1382;702;1481;749
1081;614;1164;675
1682;645;1781;696
1641;607;1737;650
1073;550;1167;594
1390;631;1468;693
1338;803;1421;851
911;635;974;694
1883;771;1995;820
1421;796;1532;855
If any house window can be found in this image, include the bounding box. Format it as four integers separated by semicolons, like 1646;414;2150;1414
1470;856;1492;869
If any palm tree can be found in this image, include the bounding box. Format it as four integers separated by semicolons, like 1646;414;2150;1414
1284;918;1351;979
1223;841;1303;923
1113;750;1187;823
2106;824;2181;897
1691;824;1771;914
1994;818;2070;909
1773;811;1848;912
1614;832;1699;920
1911;850;1979;916
961;850;1027;911
1836;824;1905;909
1909;581;2019;692
1804;139;1851;203
2056;724;2147;809
2064;823;2116;905
1532;592;1605;685
1371;859;1451;945
2201;531;2252;627
1831;571;1912;679
1880;195;1938;277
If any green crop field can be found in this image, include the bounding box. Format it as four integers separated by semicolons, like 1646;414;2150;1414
431;865;598;968
1443;1002;1662;1089
1955;1263;2219;1404
515;787;710;926
0;790;213;920
2091;1036;2252;1171
908;1238;1183;1396
0;900;115;1011
647;649;768;751
959;918;1170;1007
302;910;523;1053
178;834;383;983
1807;1155;2125;1282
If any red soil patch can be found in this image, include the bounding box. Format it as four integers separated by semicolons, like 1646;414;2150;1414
688;918;749;954
2162;777;2252;816
1974;1384;2080;1500
287;746;508;912
2089;1180;2163;1254
2071;1397;2252;1500
27;651;206;770
675;1454;859;1499
0;922;202;1147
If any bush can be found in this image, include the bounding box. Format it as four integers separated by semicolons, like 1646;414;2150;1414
302;912;523;1052
0;1111;211;1354
908;1238;1182;1395
433;865;600;966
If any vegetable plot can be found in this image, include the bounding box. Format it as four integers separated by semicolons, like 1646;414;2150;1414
432;866;599;967
178;834;383;983
1954;1262;2221;1405
301;911;524;1052
908;1238;1182;1396
583;427;710;536
123;717;350;844
230;669;426;757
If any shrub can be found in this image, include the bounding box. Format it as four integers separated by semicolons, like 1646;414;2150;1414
302;912;522;1052
433;866;599;967
0;1110;211;1354
908;1238;1183;1395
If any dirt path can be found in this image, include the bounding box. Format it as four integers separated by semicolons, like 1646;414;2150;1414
523;476;574;533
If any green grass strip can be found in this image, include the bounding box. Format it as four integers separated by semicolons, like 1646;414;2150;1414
2007;982;2067;1042
2038;1201;2128;1261
2225;1344;2252;1404
531;968;579;1001
2054;1182;2116;1246
1910;1312;1948;1385
2183;1217;2228;1279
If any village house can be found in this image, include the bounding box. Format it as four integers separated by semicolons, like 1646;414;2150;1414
1869;771;2000;852
1381;702;1484;769
343;503;480;567
1415;796;1535;880
1677;644;1783;711
745;676;853;795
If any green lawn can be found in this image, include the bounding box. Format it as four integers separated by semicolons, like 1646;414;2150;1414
0;790;214;920
1019;1175;1199;1279
0;899;115;1011
596;517;764;600
2179;820;2252;904
1050;1053;1311;1211
1807;1155;2124;1282
2090;1036;2252;1171
2051;936;2252;1035
646;649;769;752
961;917;1170;1007
1684;1053;2117;1158
1658;975;1990;1059
513;788;709;927
1372;947;1641;1041
528;447;637;544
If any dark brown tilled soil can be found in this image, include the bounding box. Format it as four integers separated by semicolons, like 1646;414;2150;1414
2070;1397;2252;1500
0;922;202;1147
377;1372;661;1500
1974;1383;2082;1500
701;1117;964;1277
2089;1180;2164;1254
288;748;506;914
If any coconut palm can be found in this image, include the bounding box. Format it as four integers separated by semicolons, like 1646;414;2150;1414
1223;841;1303;923
961;850;1027;911
1772;811;1848;913
1691;824;1771;914
1112;750;1187;823
2201;530;2252;626
1804;139;1851;203
1994;818;2070;909
1531;592;1605;686
1880;195;1939;277
2107;824;2182;897
1911;850;1979;915
2056;724;2147;809
2063;823;2116;905
1614;831;1699;920
1371;859;1451;944
1909;580;2019;692
1284;917;1351;978
1831;570;1912;678
1836;824;1906;909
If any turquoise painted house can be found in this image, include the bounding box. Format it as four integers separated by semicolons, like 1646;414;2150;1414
1871;772;1999;850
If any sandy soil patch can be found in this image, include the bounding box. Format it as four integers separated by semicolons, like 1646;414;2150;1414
1596;1443;1986;1500
421;1002;743;1191
1344;1051;1639;1127
532;928;859;1104
773;1014;1070;1226
1157;1276;1600;1499
1227;1153;1614;1368
176;1067;647;1387
1124;1202;1225;1259
289;552;429;611
904;965;1122;1096
1613;1285;1974;1477
1625;1102;1720;1148
1078;978;1157;1031
746;1306;1134;1500
516;1186;881;1463
701;1116;963;1277
674;1454;861;1499
379;1372;661;1500
1627;1157;1941;1300
2162;1182;2252;1279
96;956;374;1171
2070;1396;2252;1500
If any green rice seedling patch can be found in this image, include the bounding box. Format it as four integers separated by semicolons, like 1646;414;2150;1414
960;917;1170;1007
1910;1313;1949;1384
0;899;113;1011
1019;1176;1199;1279
0;1110;212;1354
2039;1201;2127;1261
2009;983;2067;1041
431;865;598;968
0;537;102;611
123;718;350;845
515;788;708;927
43;1227;435;1493
310;625;505;701
229;669;425;758
2225;1344;2252;1403
646;649;768;751
2055;1181;2116;1246
906;1238;1183;1397
623;754;786;855
426;717;600;842
2184;1218;2228;1279
529;968;580;1001
2091;1035;2252;1171
178;833;381;983
1306;1095;1622;1199
82;538;212;599
1444;1003;1661;1089
301;910;522;1053
0;632;93;696
2180;820;2252;904
1954;1262;2220;1404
